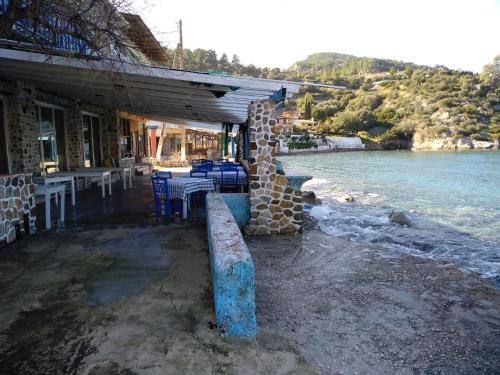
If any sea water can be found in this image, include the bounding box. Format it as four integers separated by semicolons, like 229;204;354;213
281;151;500;286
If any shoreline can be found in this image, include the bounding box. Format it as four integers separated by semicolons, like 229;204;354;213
277;147;378;156
278;147;500;156
247;218;500;374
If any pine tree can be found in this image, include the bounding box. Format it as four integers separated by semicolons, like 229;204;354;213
303;93;313;120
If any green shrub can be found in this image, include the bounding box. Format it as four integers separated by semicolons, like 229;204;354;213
288;141;318;150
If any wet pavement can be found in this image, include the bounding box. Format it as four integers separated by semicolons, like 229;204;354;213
0;176;314;374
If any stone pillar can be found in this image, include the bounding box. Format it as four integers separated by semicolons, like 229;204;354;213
101;110;119;164
6;83;41;174
244;100;302;235
180;127;186;161
65;102;85;170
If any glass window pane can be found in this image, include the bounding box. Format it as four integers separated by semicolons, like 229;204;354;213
38;106;58;173
92;117;101;166
54;109;66;171
82;115;93;167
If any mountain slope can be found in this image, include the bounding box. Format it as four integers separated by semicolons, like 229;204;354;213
177;48;499;149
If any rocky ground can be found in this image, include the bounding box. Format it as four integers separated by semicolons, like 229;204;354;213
247;220;500;375
0;223;314;375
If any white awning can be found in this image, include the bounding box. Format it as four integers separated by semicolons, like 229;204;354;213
0;48;304;124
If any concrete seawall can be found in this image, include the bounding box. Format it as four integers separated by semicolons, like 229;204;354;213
277;147;382;156
206;193;256;336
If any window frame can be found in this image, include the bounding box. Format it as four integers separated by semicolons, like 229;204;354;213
36;103;68;173
0;95;11;174
81;111;102;167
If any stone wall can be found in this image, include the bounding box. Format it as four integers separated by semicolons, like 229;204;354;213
101;110;120;165
1;78;121;173
65;103;85;170
3;82;41;174
244;100;302;235
0;174;36;244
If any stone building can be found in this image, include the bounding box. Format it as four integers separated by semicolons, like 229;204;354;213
0;1;340;244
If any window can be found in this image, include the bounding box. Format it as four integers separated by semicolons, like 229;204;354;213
82;113;102;167
0;98;9;174
36;104;66;173
119;118;132;157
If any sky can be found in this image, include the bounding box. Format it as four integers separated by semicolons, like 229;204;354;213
131;0;500;73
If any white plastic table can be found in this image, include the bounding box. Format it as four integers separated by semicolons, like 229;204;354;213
77;167;132;190
34;184;65;230
51;171;112;198
38;175;76;206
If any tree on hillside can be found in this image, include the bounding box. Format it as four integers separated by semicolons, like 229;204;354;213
218;52;230;72
303;93;313;119
405;66;414;78
231;54;242;74
328;112;364;136
481;55;499;86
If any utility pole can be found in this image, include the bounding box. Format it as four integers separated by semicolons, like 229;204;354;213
171;19;183;69
178;19;183;69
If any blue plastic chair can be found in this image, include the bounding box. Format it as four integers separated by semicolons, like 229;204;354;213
190;169;208;178
151;176;182;222
200;160;214;171
191;159;207;169
156;171;172;179
220;162;237;171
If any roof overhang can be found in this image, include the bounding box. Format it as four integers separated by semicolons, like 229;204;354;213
0;48;304;125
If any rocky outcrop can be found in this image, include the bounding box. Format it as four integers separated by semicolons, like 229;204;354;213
412;133;497;151
472;140;495;149
389;211;412;227
302;191;322;206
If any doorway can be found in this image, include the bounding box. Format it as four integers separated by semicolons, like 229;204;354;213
82;113;102;167
36;104;67;173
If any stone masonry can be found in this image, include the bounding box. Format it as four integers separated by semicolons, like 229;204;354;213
1;78;121;174
0;174;36;244
244;100;302;235
3;82;41;174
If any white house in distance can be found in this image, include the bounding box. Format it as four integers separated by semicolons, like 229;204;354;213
327;136;365;149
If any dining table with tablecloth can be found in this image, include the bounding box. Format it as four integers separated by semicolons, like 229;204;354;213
167;177;215;219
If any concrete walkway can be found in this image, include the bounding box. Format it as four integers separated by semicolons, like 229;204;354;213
0;177;314;374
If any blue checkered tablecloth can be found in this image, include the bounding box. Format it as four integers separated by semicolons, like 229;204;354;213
168;177;215;200
181;171;247;185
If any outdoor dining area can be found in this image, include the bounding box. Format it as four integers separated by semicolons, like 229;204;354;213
151;159;247;222
31;158;247;230
32;162;148;230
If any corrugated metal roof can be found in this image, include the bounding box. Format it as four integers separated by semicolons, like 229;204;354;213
0;48;305;124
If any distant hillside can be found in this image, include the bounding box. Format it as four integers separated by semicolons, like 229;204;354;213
173;48;499;150
291;52;425;75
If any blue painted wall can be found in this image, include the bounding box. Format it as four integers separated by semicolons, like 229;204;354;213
206;194;256;337
222;194;250;229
